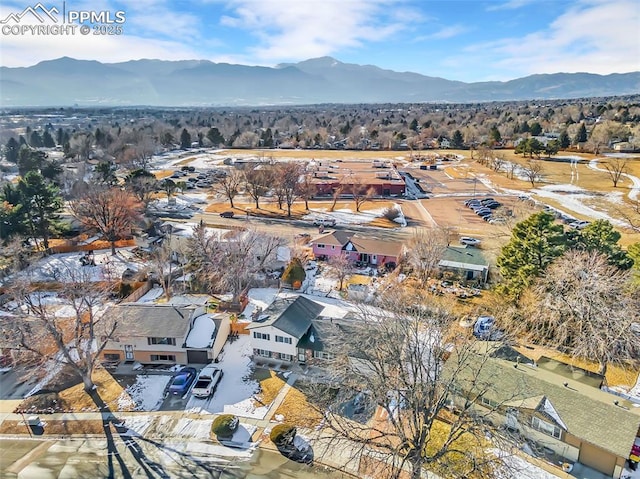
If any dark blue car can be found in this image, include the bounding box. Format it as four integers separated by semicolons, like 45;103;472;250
167;367;197;396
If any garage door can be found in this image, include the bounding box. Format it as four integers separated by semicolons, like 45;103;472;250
187;350;208;364
578;441;616;477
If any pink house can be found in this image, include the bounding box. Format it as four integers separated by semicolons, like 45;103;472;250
310;231;403;269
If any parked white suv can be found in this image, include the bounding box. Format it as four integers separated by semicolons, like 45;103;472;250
460;236;481;247
313;218;337;227
568;220;590;230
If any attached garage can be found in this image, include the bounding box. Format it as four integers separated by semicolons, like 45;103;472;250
578;441;616;477
187;350;209;364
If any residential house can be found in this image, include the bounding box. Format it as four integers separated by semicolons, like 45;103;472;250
448;345;640;478
247;296;324;363
438;246;489;283
247;295;356;365
310;231;403;268
100;303;230;365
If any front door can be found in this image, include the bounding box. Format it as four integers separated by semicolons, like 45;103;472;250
124;345;134;361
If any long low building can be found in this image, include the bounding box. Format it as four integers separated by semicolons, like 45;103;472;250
310;159;406;197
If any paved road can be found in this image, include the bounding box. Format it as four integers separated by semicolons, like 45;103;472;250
187;212;418;243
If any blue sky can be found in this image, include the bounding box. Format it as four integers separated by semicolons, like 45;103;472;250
1;0;639;82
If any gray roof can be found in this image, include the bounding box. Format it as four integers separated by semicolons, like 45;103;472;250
246;296;323;339
103;304;195;339
448;349;640;458
439;246;489;268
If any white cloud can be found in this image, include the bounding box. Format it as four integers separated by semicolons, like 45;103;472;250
457;0;640;80
218;0;408;62
0;32;201;67
415;24;469;41
486;0;537;11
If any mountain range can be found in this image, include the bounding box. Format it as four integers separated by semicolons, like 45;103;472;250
1;56;638;107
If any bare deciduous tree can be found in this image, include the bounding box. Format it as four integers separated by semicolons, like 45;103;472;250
188;225;285;302
299;170;317;210
9;267;117;392
348;175;376;212
309;291;515;479
70;188;143;255
327;254;352;291
521;159;543;187
516;250;640;375
602;158;628;187
275;162;304;217
217;169;243;208
406;229;449;285
243;167;270;210
329;184;345;212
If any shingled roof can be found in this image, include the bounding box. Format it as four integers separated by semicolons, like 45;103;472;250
448;349;640;459
102;304;195;338
246;296;324;339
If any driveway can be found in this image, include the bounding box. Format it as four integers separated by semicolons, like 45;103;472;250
0;367;38;400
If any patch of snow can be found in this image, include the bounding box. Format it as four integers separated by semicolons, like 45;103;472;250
540;398;567;430
25;360;64;397
274;414;285;422
136;287;164;303
16;248;141;284
538;184;586;193
124;374;171;411
242;288;280;321
589;158;640;201
303;207;390;226
293;434;311;452
172;418;213;438
223;398;270;420
185;314;217;348
185;335;267;419
391;203;407;227
531;188;627;226
121;415;154;437
492;449;561;479
156;441;254;464
604;191;625;204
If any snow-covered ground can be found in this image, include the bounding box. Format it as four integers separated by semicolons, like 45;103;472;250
14;248;142;283
531;186;627;226
120;375;172;411
589;158;640;201
493;450;561;479
302;206;398;226
185;335;268;419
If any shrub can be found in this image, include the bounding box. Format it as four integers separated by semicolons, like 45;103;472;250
382;206;400;221
270;423;296;447
118;282;133;298
211;414;239;438
282;258;306;286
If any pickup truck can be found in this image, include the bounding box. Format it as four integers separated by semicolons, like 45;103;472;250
191;365;223;399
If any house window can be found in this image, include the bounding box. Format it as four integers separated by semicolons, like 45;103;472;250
331;245;335;250
313;351;335;360
317;244;325;249
279;353;293;361
150;354;176;361
104;353;120;361
275;335;292;344
480;396;498;408
253;332;270;340
531;416;562;439
254;349;271;358
148;337;176;346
